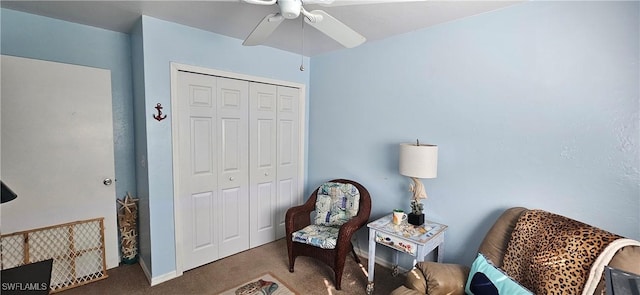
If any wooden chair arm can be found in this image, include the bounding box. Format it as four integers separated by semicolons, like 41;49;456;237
336;198;371;251
285;193;317;235
337;214;367;240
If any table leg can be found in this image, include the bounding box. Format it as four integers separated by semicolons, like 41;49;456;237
391;250;400;277
367;228;376;295
366;282;375;295
436;241;444;263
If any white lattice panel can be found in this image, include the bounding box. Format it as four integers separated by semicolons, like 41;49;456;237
1;218;108;293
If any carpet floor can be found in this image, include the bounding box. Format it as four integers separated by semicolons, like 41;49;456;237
58;239;407;294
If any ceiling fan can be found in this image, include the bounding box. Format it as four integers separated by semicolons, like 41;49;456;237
241;0;367;49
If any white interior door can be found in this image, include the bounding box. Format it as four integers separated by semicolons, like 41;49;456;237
176;71;219;271
249;82;277;247
249;84;300;242
173;65;303;273
176;72;249;271
0;55;119;268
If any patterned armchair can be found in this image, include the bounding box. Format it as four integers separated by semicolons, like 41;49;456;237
286;179;372;290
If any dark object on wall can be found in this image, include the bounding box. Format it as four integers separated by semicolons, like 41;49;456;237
153;103;167;121
1;181;18;203
0;259;53;295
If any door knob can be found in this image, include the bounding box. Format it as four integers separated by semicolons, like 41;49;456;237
103;178;113;186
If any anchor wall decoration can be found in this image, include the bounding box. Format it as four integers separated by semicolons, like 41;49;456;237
153;103;167;122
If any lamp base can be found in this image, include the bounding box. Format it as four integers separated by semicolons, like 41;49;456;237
408;213;425;226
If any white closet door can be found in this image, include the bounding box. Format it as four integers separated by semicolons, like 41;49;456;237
217;77;250;258
174;66;302;272
276;86;300;238
249;83;278;247
176;71;219;271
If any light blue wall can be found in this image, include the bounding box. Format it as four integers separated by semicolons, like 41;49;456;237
130;19;152;272
1;8;136;202
136;16;310;278
309;1;639;268
3;0;638;282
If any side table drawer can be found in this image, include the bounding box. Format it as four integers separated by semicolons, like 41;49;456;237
375;232;417;256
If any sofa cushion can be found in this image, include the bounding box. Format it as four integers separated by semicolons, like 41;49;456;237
465;254;533;295
313;182;360;226
419;261;469;295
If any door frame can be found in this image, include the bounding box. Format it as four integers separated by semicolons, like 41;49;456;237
169;62;306;276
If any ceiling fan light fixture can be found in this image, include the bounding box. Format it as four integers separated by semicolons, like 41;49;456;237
279;0;302;19
243;0;366;49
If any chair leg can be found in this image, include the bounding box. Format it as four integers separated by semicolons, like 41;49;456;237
287;239;295;272
334;259;345;290
334;243;361;290
334;247;351;291
289;256;295;273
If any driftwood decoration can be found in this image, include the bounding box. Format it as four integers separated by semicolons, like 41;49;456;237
117;193;138;264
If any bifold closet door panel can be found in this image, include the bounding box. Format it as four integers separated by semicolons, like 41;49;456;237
217;77;250;259
249;82;278;248
176;69;301;271
176;71;220;271
276;86;300;239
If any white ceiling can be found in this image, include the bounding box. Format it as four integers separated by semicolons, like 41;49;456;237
1;0;523;56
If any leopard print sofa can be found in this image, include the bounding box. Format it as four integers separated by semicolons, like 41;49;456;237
502;210;622;294
390;207;640;295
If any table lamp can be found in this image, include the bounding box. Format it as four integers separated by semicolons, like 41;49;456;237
399;140;438;226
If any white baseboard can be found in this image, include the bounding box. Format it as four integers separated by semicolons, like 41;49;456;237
150;270;178;286
138;258;180;286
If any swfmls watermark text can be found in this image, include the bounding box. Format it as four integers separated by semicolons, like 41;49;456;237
2;282;49;291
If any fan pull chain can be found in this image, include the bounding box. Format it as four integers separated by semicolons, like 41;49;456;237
300;16;305;71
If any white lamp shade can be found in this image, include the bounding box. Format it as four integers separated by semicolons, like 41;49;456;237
399;143;438;178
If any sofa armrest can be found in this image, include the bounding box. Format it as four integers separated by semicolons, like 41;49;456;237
397;261;470;295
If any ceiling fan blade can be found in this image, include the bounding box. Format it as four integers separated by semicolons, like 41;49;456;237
304;10;366;48
242;13;284;46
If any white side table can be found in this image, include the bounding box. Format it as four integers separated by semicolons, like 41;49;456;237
366;214;447;295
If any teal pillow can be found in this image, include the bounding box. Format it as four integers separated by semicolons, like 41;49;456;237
465;254;533;295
